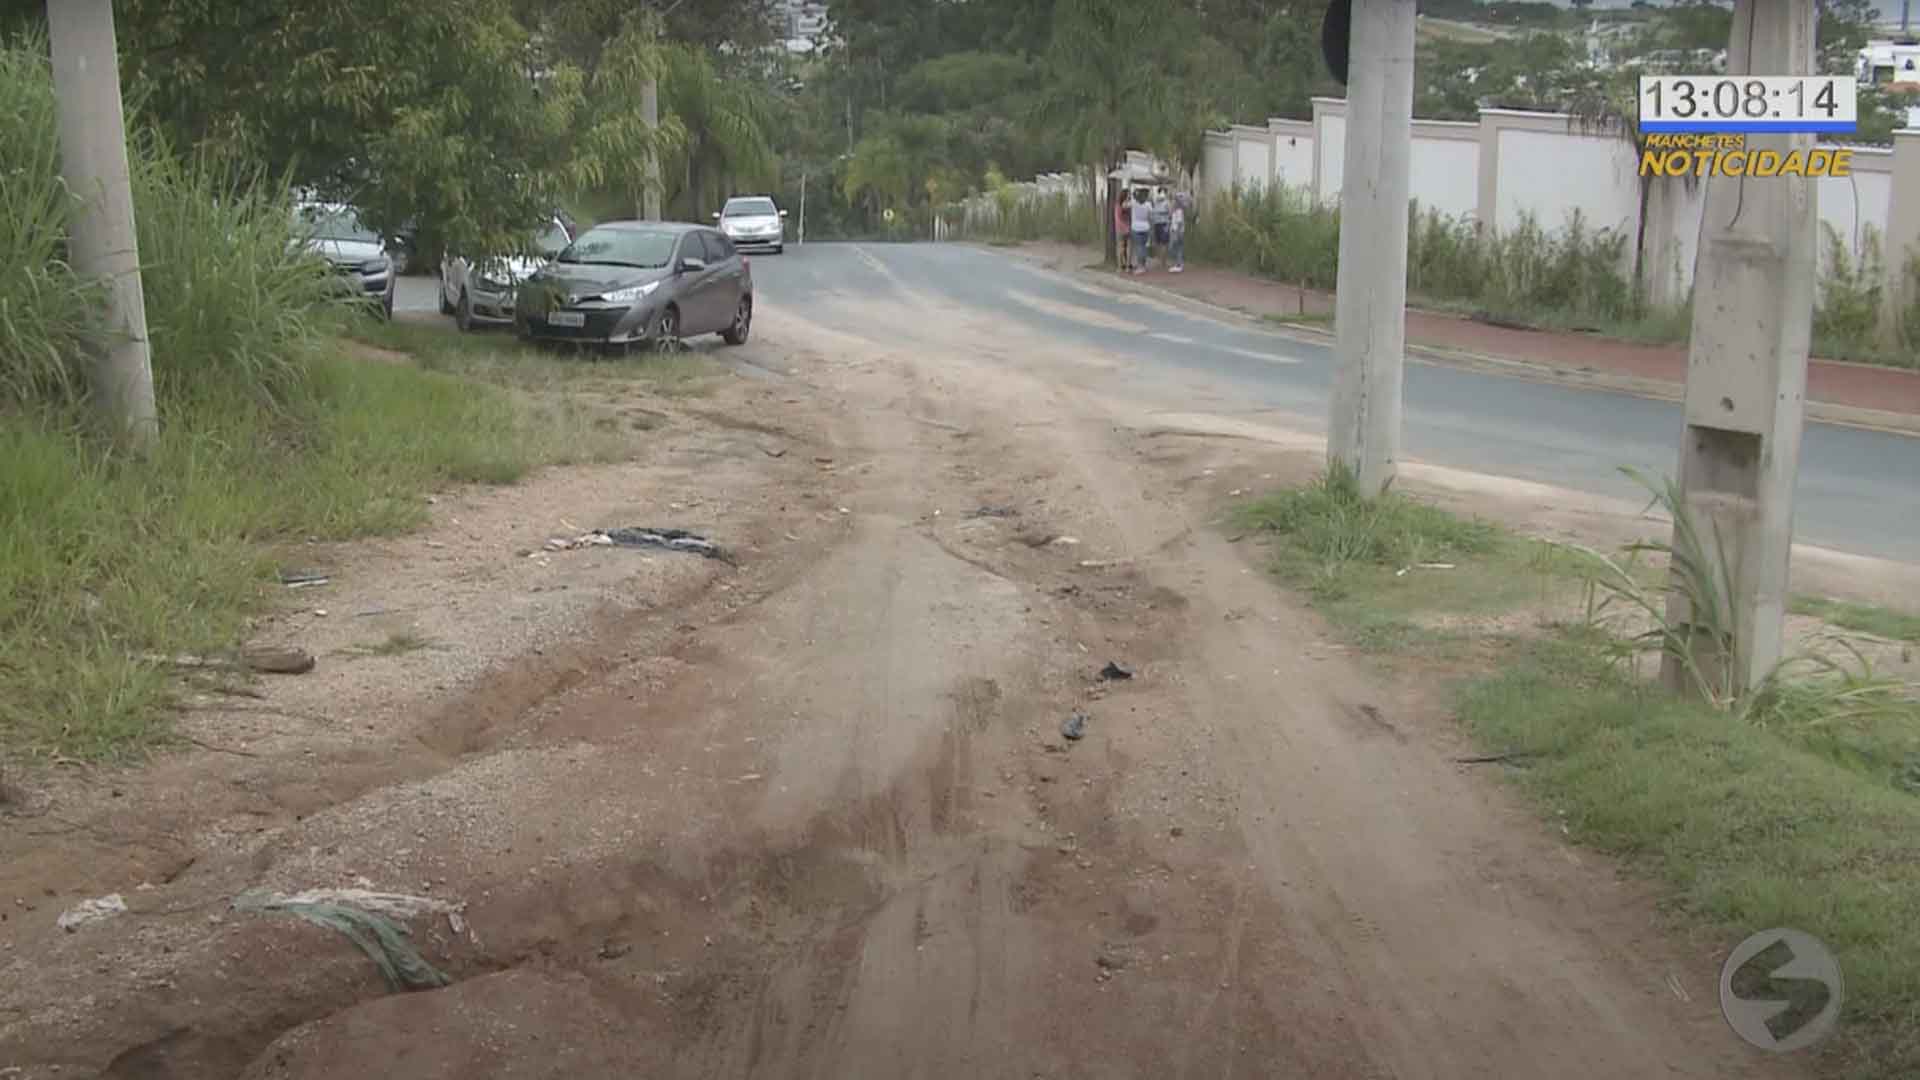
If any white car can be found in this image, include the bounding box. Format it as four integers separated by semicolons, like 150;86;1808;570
292;202;397;319
713;195;786;253
439;217;574;331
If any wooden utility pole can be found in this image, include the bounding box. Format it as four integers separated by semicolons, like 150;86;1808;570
48;0;156;452
1661;0;1819;697
1327;0;1417;496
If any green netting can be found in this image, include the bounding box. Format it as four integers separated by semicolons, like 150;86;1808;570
235;892;452;991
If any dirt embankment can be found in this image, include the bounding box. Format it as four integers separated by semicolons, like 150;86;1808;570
1;290;1827;1079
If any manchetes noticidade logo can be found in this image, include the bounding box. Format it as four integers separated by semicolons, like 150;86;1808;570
1639;134;1857;179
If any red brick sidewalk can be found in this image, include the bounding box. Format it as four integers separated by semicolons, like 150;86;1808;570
1022;242;1920;420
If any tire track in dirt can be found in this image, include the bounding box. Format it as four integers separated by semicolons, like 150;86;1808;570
5;276;1824;1080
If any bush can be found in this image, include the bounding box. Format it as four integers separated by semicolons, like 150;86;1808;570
0;38;95;404
1187;183;1641;326
1904;252;1920;359
0;36;340;412
1814;223;1886;363
1187;182;1340;289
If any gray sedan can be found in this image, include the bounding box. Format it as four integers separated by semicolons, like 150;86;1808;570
514;221;753;351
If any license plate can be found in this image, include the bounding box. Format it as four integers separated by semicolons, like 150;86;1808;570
546;311;586;327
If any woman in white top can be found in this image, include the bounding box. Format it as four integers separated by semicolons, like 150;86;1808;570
1128;189;1152;275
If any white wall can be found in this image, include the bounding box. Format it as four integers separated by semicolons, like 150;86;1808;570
1234;132;1271;191
1816;166;1893;268
1318;115;1347;206
1408;134;1478;221
1272;131;1314;190
1494;128;1639;235
1202;138;1235;201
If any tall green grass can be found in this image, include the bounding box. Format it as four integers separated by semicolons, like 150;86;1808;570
1186;183;1646;327
0;38;94;403
0;37;623;760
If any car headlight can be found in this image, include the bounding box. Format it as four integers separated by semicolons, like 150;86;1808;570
598;281;660;305
361;256;391;274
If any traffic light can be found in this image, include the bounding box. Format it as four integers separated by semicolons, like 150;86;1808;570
1322;0;1350;86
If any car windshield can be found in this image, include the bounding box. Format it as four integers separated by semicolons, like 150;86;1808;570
555;227;676;268
723;199;777;217
295;205;379;244
533;221;570;256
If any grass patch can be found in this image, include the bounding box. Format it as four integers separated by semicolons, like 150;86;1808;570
349;318;718;399
1261;311;1334;329
0;344;626;762
0;35;665;764
1460;634;1920;1078
1238;468;1920;1075
1792;595;1920;644
1228;467;1585;650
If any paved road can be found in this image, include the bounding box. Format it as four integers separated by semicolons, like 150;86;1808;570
746;241;1919;564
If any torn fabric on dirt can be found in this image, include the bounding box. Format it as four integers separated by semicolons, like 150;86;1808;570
544;527;733;563
234;889;455;991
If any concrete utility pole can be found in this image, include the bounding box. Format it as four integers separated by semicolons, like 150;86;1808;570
48;0;156;452
1661;0;1818;697
642;76;662;220
1327;0;1416;497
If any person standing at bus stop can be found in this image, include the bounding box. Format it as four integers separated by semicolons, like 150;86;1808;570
1168;194;1186;273
1129;187;1152;275
1150;187;1171;268
1114;194;1131;272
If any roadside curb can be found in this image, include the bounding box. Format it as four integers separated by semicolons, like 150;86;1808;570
1058;262;1920;440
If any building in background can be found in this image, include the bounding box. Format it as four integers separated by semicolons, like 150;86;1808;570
771;0;829;54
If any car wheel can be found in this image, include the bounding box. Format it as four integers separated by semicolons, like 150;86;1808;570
721;296;752;345
773;244;783;255
438;279;454;315
654;305;681;352
455;289;474;333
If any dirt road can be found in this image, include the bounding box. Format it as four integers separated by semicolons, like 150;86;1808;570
1;249;1849;1078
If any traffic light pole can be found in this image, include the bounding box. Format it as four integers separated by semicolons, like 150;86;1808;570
1661;0;1818;697
48;0;156;452
1327;0;1416;497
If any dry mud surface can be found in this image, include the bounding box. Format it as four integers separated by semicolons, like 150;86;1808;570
4;277;1873;1079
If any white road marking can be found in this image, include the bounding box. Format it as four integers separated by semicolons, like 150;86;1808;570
1148;331;1304;366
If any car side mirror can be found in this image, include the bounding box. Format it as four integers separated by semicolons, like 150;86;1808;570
711;212;721;220
779;209;789;217
679;257;707;273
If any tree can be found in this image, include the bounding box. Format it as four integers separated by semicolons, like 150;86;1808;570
1817;0;1880;75
1566;69;1698;305
108;0;592;260
1033;0;1170;268
568;17;687;220
660;44;778;219
842;130;911;214
522;0;780;57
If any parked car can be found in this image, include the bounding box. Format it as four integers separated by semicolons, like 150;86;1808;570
713;195;786;253
440;216;574;332
292;202;396;319
513;221;753;351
